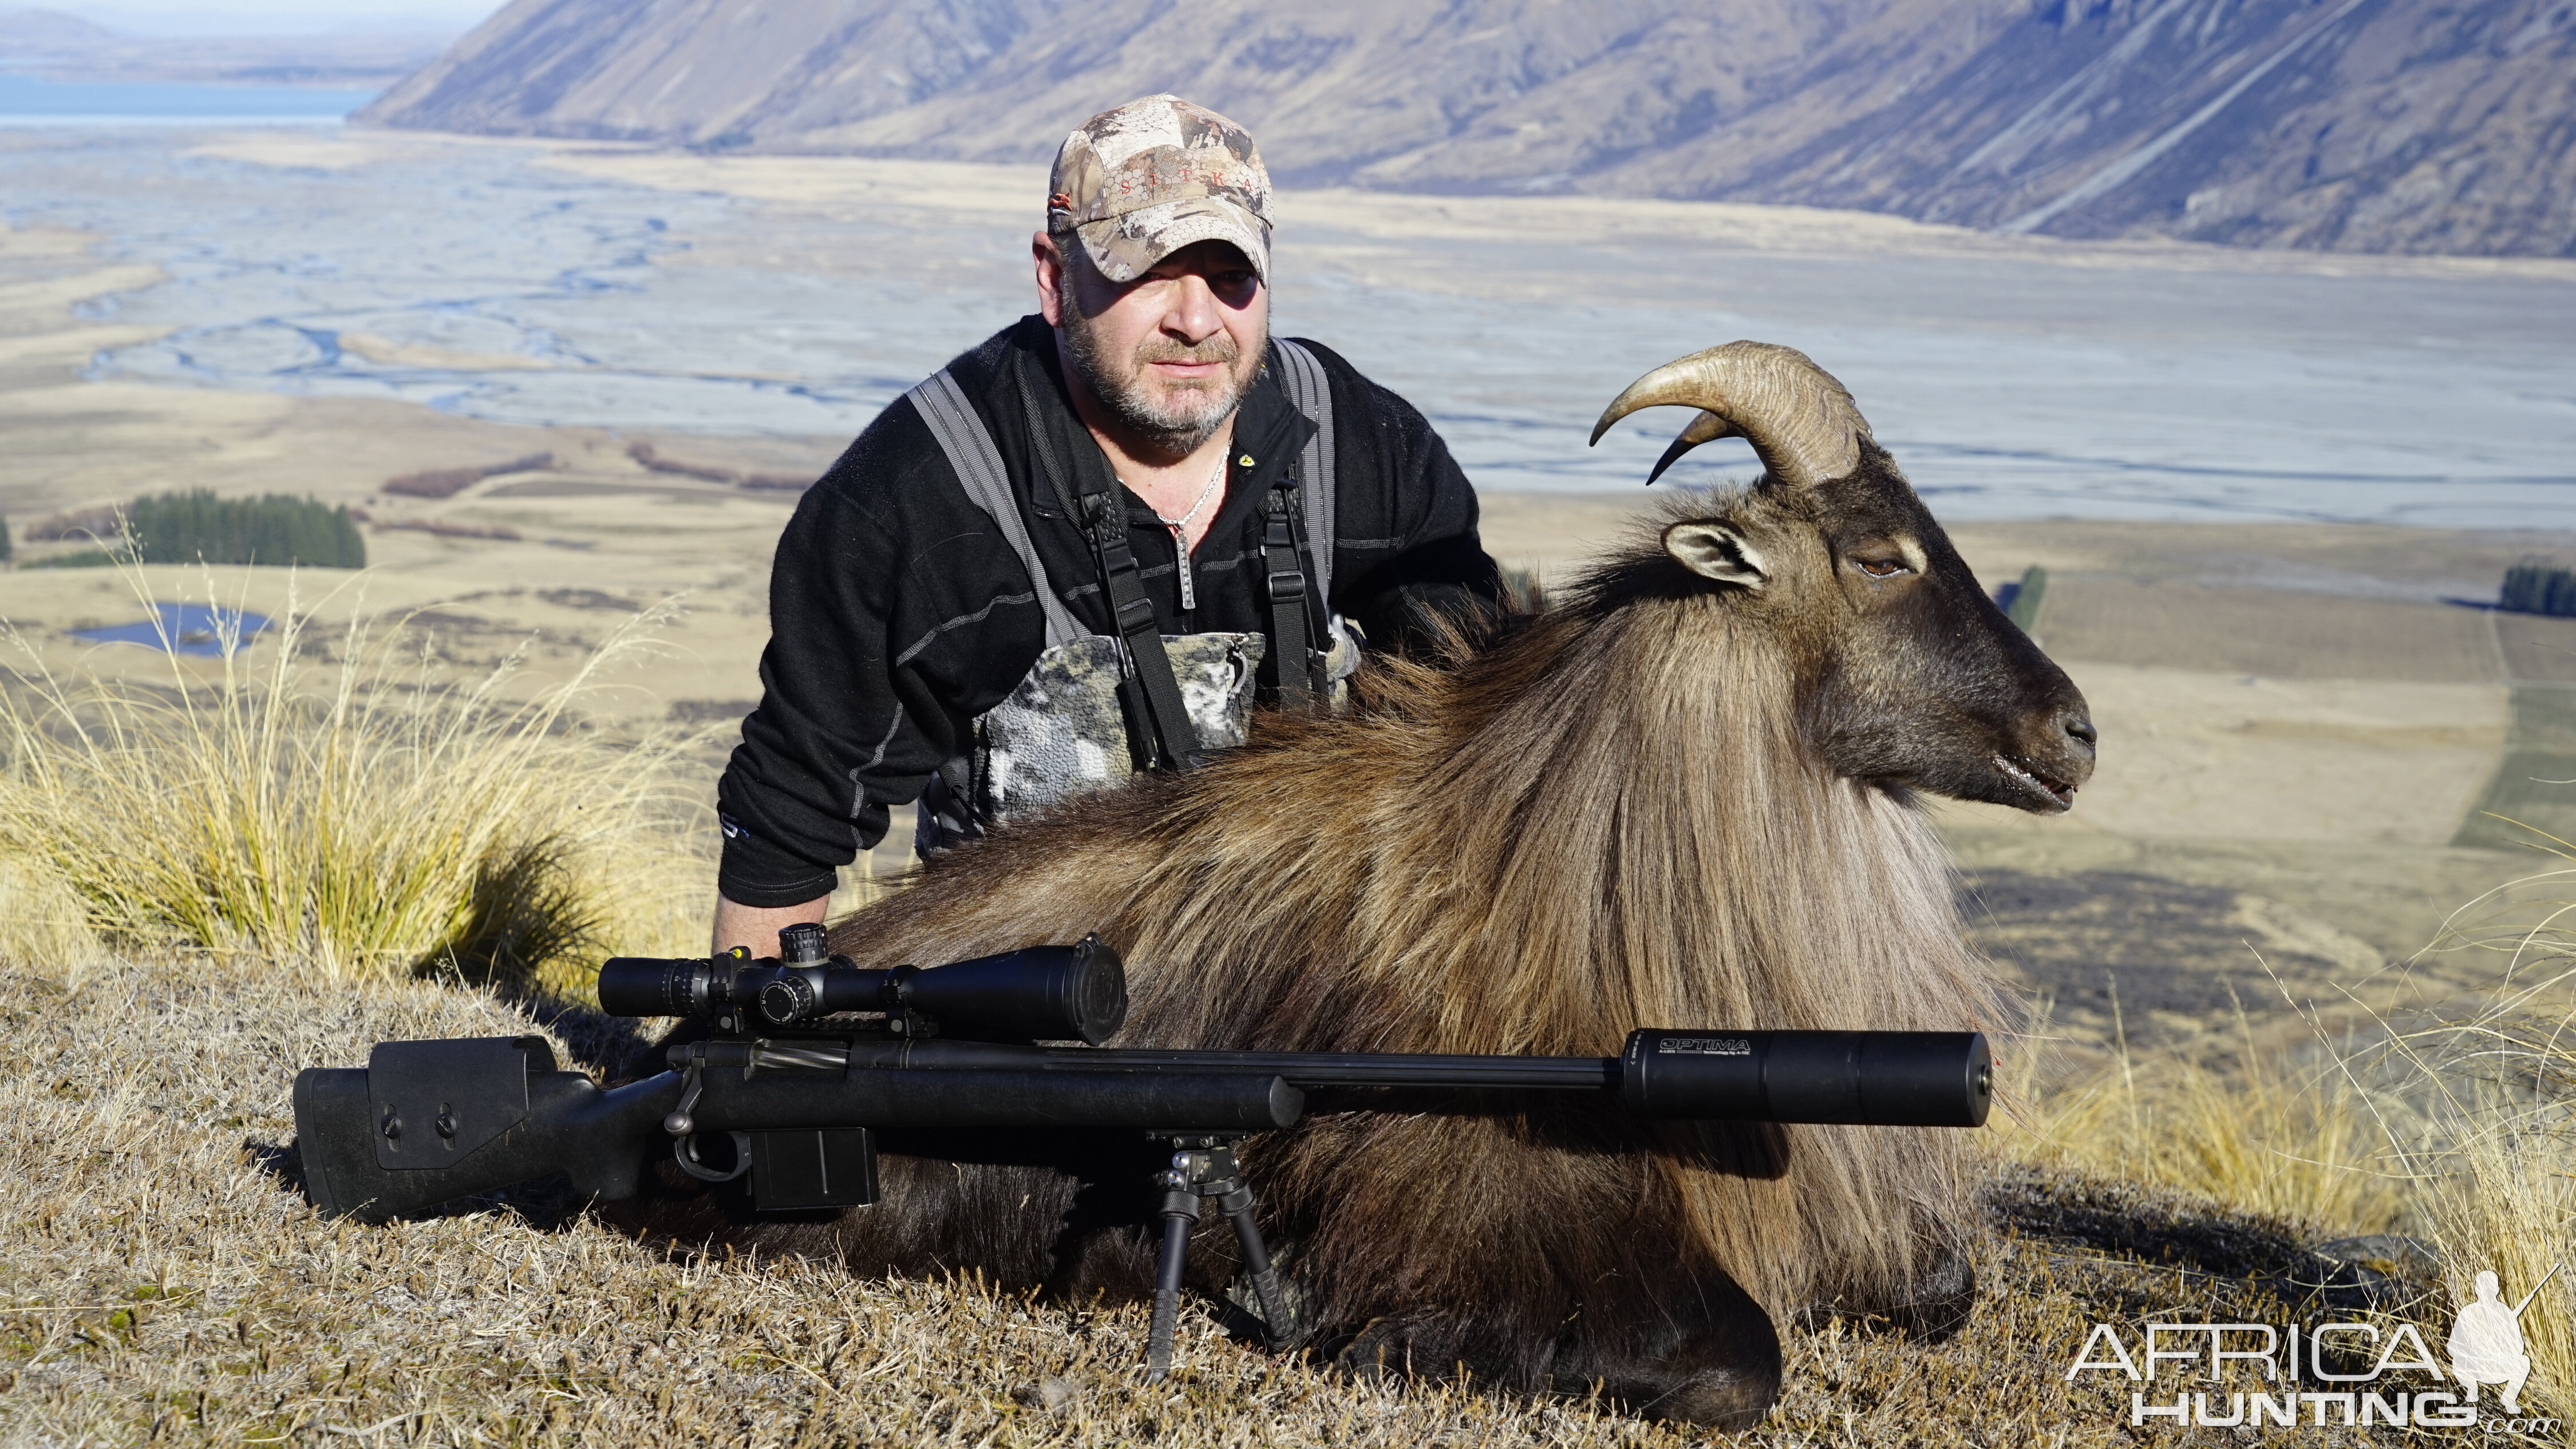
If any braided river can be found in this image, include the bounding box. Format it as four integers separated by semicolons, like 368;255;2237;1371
4;122;2573;526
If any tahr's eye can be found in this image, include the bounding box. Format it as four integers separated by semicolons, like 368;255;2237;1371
1853;557;1911;578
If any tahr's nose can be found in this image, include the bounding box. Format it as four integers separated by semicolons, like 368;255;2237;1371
2061;711;2097;752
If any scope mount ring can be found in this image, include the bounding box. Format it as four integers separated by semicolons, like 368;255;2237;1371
673;1131;753;1183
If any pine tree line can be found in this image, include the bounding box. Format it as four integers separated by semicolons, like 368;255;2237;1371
2502;559;2576;617
123;491;365;569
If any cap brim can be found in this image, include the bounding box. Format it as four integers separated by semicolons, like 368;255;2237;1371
1075;197;1271;286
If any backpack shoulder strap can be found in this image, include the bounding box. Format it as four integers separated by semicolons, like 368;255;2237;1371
1271;338;1336;607
906;368;1082;648
1010;367;1205;771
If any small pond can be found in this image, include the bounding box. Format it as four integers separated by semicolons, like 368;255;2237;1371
70;603;273;656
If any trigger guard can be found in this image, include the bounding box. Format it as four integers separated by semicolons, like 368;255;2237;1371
673;1131;753;1183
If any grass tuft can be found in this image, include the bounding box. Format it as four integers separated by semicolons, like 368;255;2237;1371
2010;992;2404;1237
0;853;105;988
2389;865;2576;1419
0;568;710;989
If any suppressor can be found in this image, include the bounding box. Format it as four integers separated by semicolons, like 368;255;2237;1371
1618;1029;1992;1127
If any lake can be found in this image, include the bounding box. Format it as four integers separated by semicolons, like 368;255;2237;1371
0;74;376;125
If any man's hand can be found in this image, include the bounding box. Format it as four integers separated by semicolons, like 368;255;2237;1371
712;892;831;959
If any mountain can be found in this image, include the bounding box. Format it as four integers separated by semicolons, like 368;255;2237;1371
0;6;123;59
0;8;452;85
358;0;2576;257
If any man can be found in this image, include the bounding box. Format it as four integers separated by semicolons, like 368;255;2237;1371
712;94;1501;955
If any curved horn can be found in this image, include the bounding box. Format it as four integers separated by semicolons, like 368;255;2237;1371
1588;341;1872;489
1646;410;1733;485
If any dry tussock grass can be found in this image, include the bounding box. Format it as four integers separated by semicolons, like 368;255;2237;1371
0;952;2389;1448
2363;873;2576;1426
0;571;710;991
2007;862;2576;1435
2420;1107;2576;1427
2009;1005;2401;1236
2362;864;2576;1421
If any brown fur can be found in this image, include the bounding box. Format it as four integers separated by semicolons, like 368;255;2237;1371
619;451;2094;1428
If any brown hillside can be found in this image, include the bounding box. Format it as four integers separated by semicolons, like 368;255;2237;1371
358;0;2576;257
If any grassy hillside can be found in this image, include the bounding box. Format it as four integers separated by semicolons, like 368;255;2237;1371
6;946;2489;1447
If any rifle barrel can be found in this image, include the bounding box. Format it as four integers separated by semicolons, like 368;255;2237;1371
1026;1045;1618;1091
760;1038;1619;1091
770;1030;1991;1128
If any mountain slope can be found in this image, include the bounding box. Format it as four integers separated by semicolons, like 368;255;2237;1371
358;0;2576;257
0;7;122;52
0;7;452;85
1576;0;2576;254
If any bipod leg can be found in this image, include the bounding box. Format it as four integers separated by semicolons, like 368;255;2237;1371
1200;1145;1294;1349
1144;1145;1206;1381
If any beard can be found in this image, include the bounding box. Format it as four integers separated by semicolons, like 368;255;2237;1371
1061;303;1261;461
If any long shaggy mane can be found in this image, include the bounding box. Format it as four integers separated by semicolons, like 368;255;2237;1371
796;501;2003;1351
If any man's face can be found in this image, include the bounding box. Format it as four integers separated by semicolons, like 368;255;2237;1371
1037;236;1269;461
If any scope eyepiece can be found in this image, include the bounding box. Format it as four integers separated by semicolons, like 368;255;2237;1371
597;953;723;1019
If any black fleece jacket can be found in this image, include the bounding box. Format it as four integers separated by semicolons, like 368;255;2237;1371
716;316;1501;906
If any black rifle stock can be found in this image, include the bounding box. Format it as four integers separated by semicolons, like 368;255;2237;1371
291;929;1993;1374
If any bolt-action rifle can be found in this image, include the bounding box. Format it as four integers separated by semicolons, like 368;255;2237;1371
293;924;1992;1375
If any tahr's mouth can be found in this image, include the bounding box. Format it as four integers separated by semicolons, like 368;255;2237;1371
1994;754;2078;812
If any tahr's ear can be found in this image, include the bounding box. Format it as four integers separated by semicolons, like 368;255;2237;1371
1664;521;1768;589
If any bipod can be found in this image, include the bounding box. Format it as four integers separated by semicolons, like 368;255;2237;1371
1143;1134;1293;1379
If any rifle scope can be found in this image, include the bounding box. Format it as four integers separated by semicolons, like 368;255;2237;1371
596;929;1128;1045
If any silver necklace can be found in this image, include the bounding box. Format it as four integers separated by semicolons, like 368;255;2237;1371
1142;453;1228;612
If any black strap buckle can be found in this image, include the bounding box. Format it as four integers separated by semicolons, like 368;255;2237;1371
1260;481;1321;711
1113;593;1159;638
1080;490;1123;541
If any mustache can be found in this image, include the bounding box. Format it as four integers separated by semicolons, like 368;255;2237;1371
1133;334;1242;368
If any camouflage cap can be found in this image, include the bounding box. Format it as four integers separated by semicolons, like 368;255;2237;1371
1047;94;1273;286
